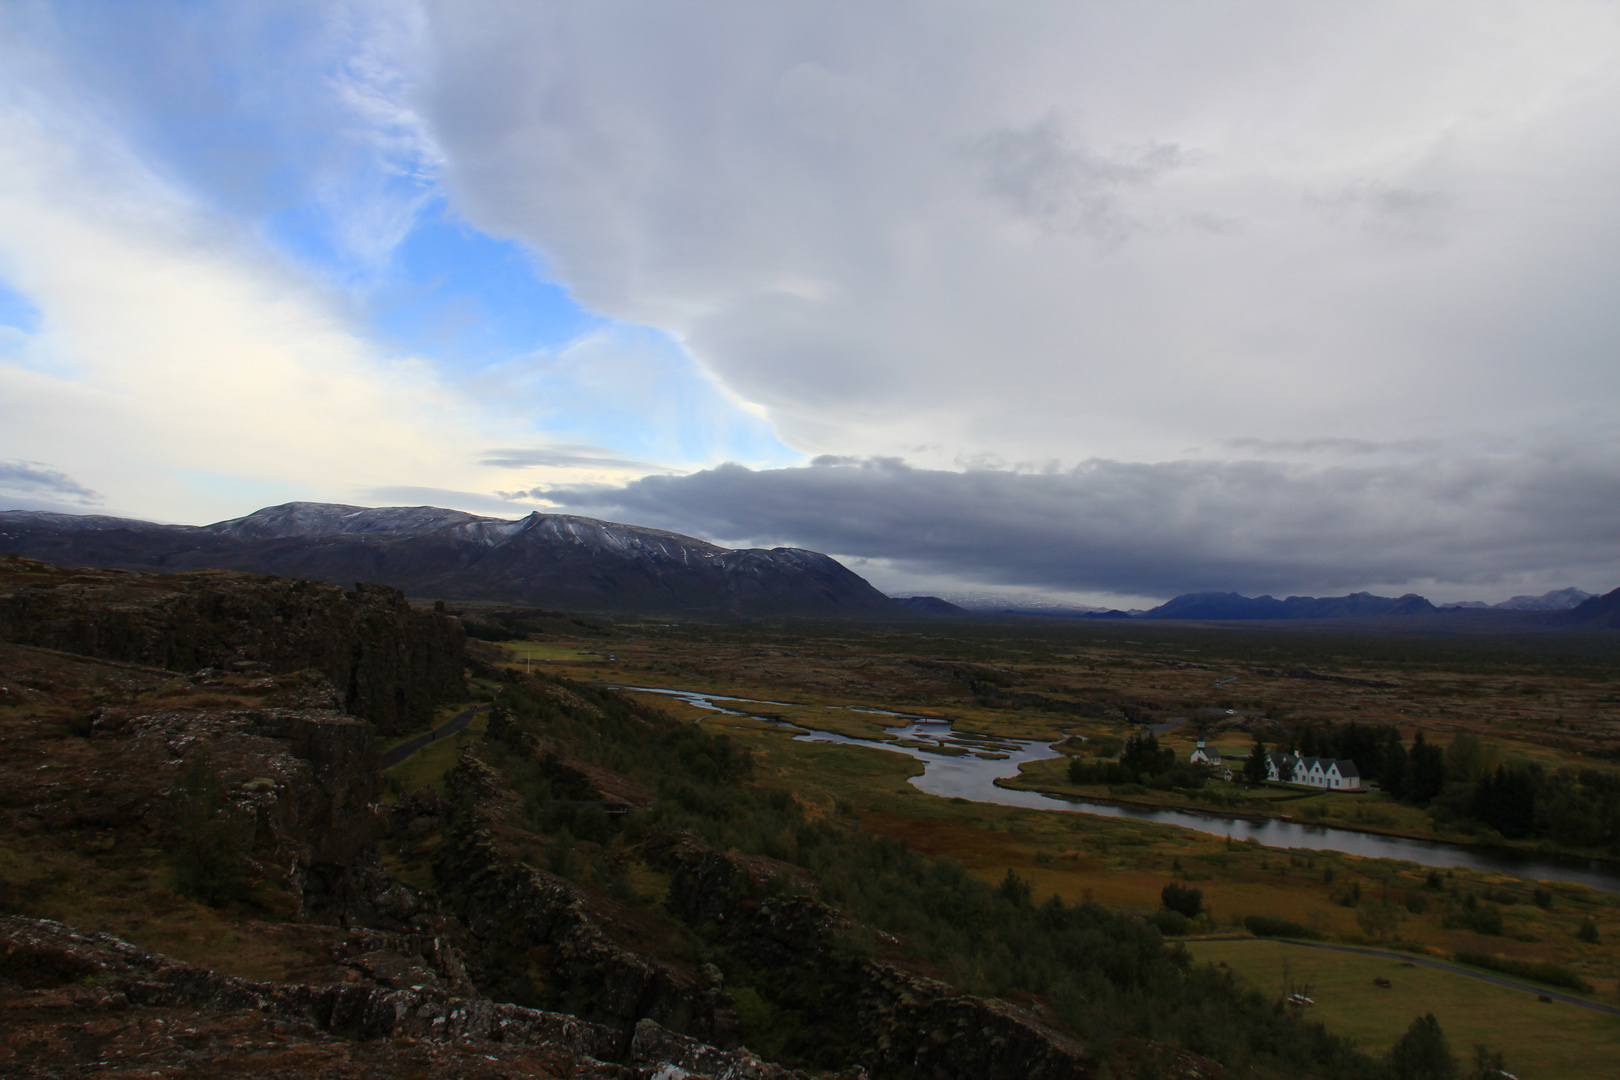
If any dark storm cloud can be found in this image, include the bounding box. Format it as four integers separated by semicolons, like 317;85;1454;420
538;450;1620;599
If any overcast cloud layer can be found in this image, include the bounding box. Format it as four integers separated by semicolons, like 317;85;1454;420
423;1;1620;464
1;2;1618;603
537;440;1620;603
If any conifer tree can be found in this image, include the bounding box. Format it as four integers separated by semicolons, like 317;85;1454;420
1243;732;1269;786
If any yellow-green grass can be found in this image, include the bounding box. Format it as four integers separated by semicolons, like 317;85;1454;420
498;640;602;664
1185;938;1620;1080
382;709;489;800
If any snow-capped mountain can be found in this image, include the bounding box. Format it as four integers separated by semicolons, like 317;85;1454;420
0;502;900;617
1491;587;1594;611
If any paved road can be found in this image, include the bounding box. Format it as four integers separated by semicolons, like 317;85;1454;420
379;702;488;770
1197;936;1620;1015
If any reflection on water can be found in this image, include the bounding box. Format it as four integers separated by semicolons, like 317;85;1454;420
612;685;1620;892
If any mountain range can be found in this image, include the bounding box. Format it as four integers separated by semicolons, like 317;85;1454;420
1438;587;1595;611
0;502;899;618
1093;587;1618;627
2;502;1615;626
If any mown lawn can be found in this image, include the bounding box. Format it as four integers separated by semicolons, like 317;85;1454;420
1185;938;1620;1080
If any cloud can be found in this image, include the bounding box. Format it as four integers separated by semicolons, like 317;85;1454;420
0;23;510;524
968;115;1185;243
419;2;1620;469
0;460;102;506
479;445;677;473
537;445;1620;599
1221;437;1442;456
1311;180;1454;245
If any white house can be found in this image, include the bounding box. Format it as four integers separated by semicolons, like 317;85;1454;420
1266;753;1361;790
1189;741;1222;766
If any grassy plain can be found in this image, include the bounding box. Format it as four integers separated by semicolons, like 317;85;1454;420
1184;938;1620;1079
459;612;1620;1062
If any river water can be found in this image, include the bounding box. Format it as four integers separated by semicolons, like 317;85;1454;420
614;685;1620;892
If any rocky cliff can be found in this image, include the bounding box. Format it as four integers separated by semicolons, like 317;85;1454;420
0;553;465;735
0;639;819;1079
642;831;1092;1080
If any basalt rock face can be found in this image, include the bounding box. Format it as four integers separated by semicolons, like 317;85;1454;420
0;646;817;1079
0;553;465;735
643;831;1093;1080
0;502;904;618
0;914;748;1079
436;755;721;1045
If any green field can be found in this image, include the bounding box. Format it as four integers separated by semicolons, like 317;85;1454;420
1185;939;1620;1079
499;640;604;664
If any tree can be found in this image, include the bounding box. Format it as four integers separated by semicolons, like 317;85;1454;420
1161;882;1203;918
1390;1013;1457;1080
1242;733;1269;786
1472;765;1538;839
1408;732;1446;806
1120;731;1173;778
1379;727;1409;798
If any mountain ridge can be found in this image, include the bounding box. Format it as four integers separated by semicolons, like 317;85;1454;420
0;502;900;618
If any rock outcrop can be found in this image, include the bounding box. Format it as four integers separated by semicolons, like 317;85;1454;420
1;914;800;1079
643;831;1093;1080
436;755;719;1043
0;644;819;1079
0;553;465;734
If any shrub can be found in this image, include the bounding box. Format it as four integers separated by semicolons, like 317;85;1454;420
1086;734;1124;758
1244;914;1320;940
1151;909;1190;936
1453;951;1592;994
1444;904;1503;936
1161;882;1203;918
1577;918;1600;944
1389;1013;1456;1080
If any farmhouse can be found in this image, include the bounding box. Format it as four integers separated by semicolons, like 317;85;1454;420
1189;741;1222;766
1266;752;1361;790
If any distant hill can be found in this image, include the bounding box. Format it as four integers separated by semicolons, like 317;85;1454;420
892;595;970;615
1565;587;1620;629
0;502;904;618
1139;590;1437;621
1493;587;1595;611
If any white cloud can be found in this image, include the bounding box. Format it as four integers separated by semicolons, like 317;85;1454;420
0;34;510;523
418;2;1620;470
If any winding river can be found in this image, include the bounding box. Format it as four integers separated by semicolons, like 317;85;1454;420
614;685;1620;892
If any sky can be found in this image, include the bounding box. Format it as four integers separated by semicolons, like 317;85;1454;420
2;1;1618;607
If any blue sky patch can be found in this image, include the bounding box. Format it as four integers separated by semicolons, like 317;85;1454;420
366;203;605;370
0;282;40;335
